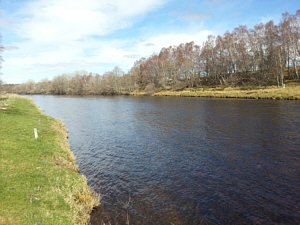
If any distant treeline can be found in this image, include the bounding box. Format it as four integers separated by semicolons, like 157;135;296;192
14;68;135;95
2;10;300;95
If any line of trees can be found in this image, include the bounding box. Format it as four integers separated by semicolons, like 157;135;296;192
130;10;300;91
2;10;300;95
9;67;137;95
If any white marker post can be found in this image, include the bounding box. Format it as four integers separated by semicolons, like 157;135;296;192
34;128;38;139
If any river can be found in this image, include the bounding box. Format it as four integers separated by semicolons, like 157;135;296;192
27;95;300;224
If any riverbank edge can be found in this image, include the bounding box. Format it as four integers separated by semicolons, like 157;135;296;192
0;95;100;225
130;85;300;100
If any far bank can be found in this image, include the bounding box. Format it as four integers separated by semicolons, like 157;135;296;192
131;81;300;100
2;80;300;100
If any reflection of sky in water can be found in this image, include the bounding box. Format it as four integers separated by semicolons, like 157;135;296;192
28;95;300;224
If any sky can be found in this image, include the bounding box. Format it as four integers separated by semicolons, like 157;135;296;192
0;0;299;84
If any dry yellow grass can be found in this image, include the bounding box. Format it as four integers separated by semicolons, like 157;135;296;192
154;83;300;100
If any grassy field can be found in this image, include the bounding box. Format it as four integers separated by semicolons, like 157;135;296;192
0;96;100;225
132;80;300;100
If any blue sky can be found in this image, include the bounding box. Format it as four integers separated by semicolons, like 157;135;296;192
1;0;299;84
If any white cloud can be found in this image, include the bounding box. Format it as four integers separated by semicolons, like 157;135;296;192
147;31;212;49
2;0;214;83
2;29;213;82
2;0;169;82
170;10;211;22
15;0;167;41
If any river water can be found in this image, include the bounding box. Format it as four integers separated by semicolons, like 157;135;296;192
28;95;300;224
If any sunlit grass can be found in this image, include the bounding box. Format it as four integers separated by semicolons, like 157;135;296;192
153;81;300;100
130;90;147;96
0;96;100;224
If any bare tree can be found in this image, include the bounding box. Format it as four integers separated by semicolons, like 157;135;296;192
280;12;300;80
52;74;69;95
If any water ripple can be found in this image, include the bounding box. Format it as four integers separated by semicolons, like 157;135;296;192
28;95;300;225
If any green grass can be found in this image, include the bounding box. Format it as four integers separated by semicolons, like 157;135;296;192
0;96;100;225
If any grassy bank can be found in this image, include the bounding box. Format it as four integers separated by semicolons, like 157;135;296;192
131;81;300;100
0;96;100;225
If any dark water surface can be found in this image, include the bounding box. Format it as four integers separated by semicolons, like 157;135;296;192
28;95;300;224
